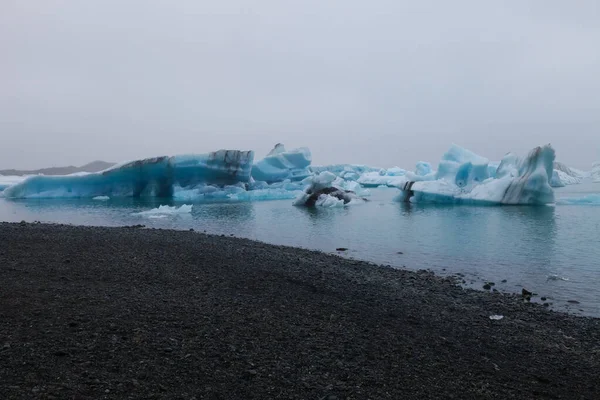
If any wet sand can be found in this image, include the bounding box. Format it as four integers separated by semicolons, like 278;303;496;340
0;222;598;399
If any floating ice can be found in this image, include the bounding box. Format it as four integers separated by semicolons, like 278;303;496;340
251;144;312;183
173;182;301;203
3;150;254;199
92;196;110;201
547;274;569;281
294;172;366;207
550;162;586;187
315;194;346;208
556;194;600;205
397;144;556;205
133;204;193;217
489;315;504;320
357;172;407;187
310;164;380;179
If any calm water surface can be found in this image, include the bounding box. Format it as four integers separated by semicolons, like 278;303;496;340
1;184;599;316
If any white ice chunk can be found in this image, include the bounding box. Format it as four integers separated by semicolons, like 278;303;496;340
293;172;366;207
92;196;110;201
133;204;193;217
315;194;346;208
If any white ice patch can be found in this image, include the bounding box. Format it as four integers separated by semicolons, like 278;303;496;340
92;196;110;201
547;274;569;282
315;194;345;208
133;204;193;217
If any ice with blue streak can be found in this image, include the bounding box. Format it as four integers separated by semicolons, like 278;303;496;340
251;144;312;183
3;150;254;199
398;144;556;205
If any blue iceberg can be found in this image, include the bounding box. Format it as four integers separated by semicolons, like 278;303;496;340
3;150;254;199
397;144;556;205
251;144;312;183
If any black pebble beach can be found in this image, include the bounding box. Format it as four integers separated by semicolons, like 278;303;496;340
0;222;598;399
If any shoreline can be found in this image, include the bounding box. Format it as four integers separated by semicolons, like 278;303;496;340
1;222;598;399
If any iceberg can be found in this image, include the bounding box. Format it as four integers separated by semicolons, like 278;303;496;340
550;162;585;187
293;172;367;207
397;144;556;205
251;144;312;183
3;150;254;199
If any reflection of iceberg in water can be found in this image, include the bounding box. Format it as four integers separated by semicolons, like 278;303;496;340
3;150;254;199
397;144;556;205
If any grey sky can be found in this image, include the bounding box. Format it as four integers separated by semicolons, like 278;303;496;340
1;0;599;170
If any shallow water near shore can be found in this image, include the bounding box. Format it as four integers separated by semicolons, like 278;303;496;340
1;184;599;316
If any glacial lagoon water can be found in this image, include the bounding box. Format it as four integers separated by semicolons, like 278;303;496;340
1;184;599;317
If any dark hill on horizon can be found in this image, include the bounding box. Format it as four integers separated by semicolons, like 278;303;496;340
0;160;116;176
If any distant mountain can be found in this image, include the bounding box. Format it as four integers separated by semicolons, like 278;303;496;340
0;160;115;176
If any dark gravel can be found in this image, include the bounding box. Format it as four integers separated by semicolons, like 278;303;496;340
0;222;598;399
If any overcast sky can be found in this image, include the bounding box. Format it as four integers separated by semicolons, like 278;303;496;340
1;0;599;170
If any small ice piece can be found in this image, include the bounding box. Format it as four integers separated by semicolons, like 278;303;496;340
489;315;504;320
92;196;110;201
547;274;569;281
133;204;193;217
